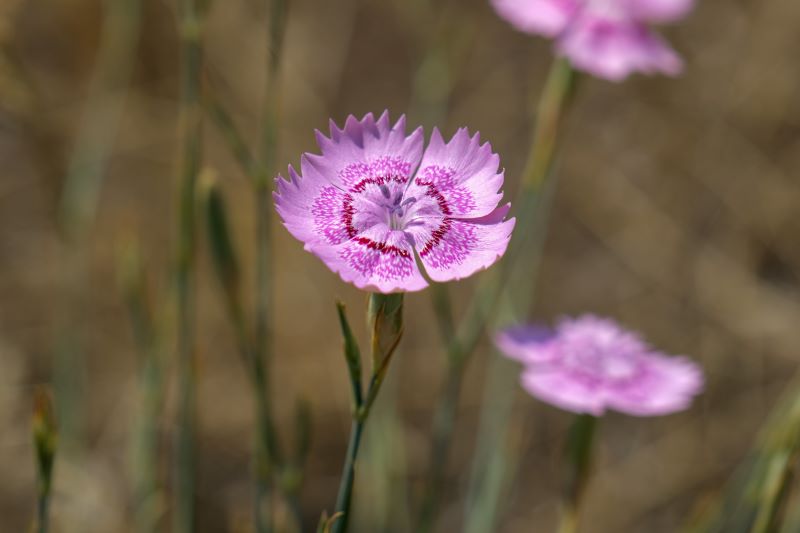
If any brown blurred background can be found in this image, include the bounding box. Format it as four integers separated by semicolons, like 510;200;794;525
1;0;800;531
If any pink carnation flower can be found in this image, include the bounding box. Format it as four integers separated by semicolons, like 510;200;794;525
491;0;692;81
495;315;703;416
274;112;515;293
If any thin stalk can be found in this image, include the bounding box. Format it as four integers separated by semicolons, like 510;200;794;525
430;284;455;347
332;419;366;533
419;59;576;531
59;0;142;239
120;245;165;533
173;0;204;530
417;360;464;529
690;372;800;533
253;0;288;530
522;58;574;190
461;175;560;532
558;415;598;533
203;85;259;179
33;388;57;533
203;180;289;532
750;451;797;533
54;0;142;458
332;293;404;533
462;353;518;533
134;351;165;533
37;494;50;533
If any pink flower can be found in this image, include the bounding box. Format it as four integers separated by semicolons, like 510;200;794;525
495;315;703;416
491;0;692;80
274;112;515;293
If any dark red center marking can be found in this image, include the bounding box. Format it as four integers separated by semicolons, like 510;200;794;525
350;175;406;193
355;237;410;258
339;174;452;258
419;218;452;257
415;178;452;216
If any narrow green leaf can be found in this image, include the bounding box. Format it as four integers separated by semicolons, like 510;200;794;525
33;386;57;533
33;387;57;496
687;376;800;533
203;178;240;298
336;302;363;409
317;510;343;533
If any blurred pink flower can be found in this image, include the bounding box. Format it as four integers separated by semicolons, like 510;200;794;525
491;0;692;80
495;315;703;416
274;112;515;293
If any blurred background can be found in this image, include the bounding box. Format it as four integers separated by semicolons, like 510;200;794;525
1;0;800;531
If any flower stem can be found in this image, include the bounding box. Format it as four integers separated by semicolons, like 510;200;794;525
522;57;575;190
692;373;800;533
252;0;288;529
173;0;204;529
420;58;576;531
32;388;57;533
332;419;366;533
332;293;404;533
119;245;165;533
559;414;598;533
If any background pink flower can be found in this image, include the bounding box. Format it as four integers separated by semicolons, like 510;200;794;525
274;112;515;293
495;315;704;416
491;0;693;80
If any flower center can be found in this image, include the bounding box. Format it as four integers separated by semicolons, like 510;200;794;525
560;335;642;383
379;184;417;230
582;0;628;19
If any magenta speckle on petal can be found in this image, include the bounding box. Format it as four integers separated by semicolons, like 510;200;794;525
273;112;515;293
491;0;694;81
495;315;704;416
312;186;350;245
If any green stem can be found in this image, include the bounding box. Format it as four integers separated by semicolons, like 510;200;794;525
420;59;576;531
253;1;288;530
332;293;404;533
54;0;143;459
559;415;598;533
522;58;574;190
134;353;164;533
253;186;278;533
750;451;797;533
173;0;204;530
332;419;366;533
121;248;165;533
37;493;50;533
203;85;259;178
32;388;56;533
417;359;464;531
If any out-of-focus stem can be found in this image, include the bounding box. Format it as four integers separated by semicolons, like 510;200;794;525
417;358;464;530
33;388;57;533
59;0;141;240
522;58;574;191
691;372;800;533
120;245;165;533
200;1;290;527
332;294;404;533
54;0;142;458
420;58;575;532
252;1;288;530
203;85;259;179
750;451;797;533
430;284;455;347
558;415;597;533
133;338;165;533
173;0;204;530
